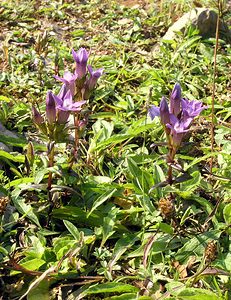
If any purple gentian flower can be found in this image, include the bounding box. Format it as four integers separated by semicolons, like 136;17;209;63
167;114;189;147
86;65;104;90
160;97;170;125
170;83;181;117
54;71;77;96
32;106;44;125
82;65;104;99
148;105;160;120
72;48;89;78
46;91;56;124
148;83;206;149
52;88;86;113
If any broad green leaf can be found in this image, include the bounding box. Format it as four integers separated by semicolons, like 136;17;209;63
101;206;119;246
106;293;152;300
11;196;41;227
136;194;155;215
177;287;221;300
11;258;45;275
0;95;11;102
87;188;117;217
95;134;131;151
223;203;231;224
127;158;153;194
34;168;48;184
27;279;50;300
180;171;201;194
109;234;139;270
4;177;34;189
0;134;28;148
63;220;80;240
0;150;25;163
175;230;221;262
85;282;139;295
53;206;104;227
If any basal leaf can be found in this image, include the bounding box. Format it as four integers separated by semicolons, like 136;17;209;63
85;282;139;295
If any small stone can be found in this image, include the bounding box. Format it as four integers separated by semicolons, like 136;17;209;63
0;142;11;152
0;121;19;139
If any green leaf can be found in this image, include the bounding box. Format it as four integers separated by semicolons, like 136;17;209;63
0;134;28;148
0;95;11;102
53;206;104;227
106;293;151;300
109;234;139;270
0;150;25;163
4;177;34;189
34;168;48;184
175;230;221;262
87;188;117;217
63;220;80;240
101;206;119;246
127;158;153;194
223;203;231;224
11;196;41;227
85;282;139;295
177;287;221;300
136;194;155;215
11;258;45;275
27;279;50;300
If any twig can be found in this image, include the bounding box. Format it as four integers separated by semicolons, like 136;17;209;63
209;1;220;173
143;230;159;268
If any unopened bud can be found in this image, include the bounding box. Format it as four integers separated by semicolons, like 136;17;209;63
46;91;56;124
32;106;44;125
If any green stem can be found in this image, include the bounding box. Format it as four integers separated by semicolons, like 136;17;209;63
47;142;55;226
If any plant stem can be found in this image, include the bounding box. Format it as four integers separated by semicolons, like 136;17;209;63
74;114;79;159
47;142;55;192
167;148;175;185
167;164;173;185
47;141;55;226
210;1;220;173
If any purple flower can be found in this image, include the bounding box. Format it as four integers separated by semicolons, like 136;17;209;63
72;48;89;79
82;65;104;99
32;106;44;125
148;105;160;120
149;83;206;149
53;87;86;113
86;65;104;90
170;83;181;117
54;71;77;96
167;114;189;147
46;91;56;124
148;97;170;125
160;97;170;125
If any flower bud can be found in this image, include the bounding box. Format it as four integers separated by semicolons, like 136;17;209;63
83;65;104;99
32;106;44;125
57;110;70;124
170;83;181;117
46;91;56;124
160;97;170;125
72;48;89;79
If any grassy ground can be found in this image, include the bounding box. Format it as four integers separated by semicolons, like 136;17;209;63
0;0;231;299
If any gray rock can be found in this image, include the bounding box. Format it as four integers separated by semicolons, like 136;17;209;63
162;8;231;42
0;142;11;152
0;121;19;154
0;121;19;139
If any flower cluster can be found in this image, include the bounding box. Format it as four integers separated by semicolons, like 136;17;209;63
149;83;206;153
32;48;103;138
